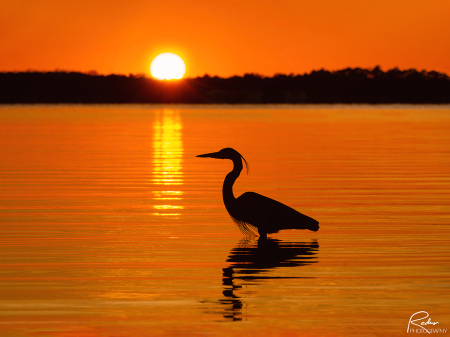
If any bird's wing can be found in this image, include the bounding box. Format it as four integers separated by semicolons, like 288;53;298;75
236;192;319;233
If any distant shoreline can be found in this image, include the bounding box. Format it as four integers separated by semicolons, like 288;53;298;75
1;67;449;104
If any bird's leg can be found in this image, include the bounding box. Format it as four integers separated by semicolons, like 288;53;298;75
258;230;267;241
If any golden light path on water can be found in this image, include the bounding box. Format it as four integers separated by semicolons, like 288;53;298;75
152;109;184;218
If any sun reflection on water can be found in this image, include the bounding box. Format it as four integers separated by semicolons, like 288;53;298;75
152;190;183;200
152;109;184;217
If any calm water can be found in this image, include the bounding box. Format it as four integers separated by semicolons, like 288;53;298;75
0;105;449;337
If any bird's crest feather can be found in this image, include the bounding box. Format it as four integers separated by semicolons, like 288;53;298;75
240;154;250;175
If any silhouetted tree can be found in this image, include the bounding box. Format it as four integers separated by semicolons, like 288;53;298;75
0;67;449;104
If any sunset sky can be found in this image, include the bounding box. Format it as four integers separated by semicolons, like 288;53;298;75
1;0;449;78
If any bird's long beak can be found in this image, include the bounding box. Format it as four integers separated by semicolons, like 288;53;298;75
196;151;221;159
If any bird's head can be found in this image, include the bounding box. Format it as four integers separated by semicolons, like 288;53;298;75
196;148;250;173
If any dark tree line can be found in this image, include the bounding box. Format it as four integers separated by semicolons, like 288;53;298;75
1;66;449;104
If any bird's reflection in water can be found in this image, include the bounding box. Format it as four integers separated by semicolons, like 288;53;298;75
220;238;319;321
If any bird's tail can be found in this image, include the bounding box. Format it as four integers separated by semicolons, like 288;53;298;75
295;212;319;232
308;220;319;232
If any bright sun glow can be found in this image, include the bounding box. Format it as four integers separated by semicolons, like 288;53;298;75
150;53;186;80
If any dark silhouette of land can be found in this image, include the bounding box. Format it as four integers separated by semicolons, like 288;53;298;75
1;66;449;104
197;148;319;239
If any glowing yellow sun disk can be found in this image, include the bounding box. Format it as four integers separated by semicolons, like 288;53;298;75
150;53;186;80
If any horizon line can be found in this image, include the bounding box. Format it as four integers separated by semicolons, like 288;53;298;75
1;65;449;79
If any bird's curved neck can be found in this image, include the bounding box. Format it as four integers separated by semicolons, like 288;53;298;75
222;159;242;211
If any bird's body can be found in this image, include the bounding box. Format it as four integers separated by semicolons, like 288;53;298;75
197;148;319;238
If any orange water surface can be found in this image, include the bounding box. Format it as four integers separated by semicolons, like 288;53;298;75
0;105;449;336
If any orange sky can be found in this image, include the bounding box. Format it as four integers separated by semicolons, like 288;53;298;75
1;0;449;78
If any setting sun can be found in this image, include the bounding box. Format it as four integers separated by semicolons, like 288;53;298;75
150;53;186;80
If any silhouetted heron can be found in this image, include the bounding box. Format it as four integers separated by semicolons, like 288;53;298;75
197;148;319;238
